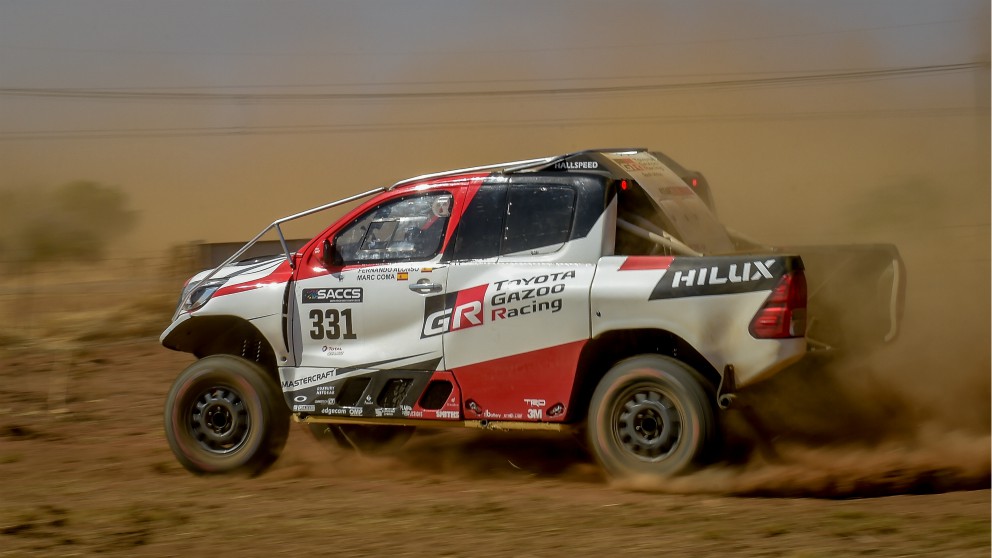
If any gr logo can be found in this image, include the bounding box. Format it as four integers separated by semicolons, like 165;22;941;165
421;284;487;338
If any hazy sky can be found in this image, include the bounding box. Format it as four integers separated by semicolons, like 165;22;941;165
0;0;988;254
1;1;986;86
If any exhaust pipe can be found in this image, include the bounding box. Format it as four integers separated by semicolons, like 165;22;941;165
717;364;737;410
718;393;737;410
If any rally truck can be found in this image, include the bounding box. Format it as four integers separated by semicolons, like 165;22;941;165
161;148;904;479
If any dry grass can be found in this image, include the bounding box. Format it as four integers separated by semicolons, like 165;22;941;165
0;261;181;348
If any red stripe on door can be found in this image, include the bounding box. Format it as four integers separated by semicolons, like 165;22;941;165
618;256;675;271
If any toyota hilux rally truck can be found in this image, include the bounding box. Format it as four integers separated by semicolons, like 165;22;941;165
161;148;904;479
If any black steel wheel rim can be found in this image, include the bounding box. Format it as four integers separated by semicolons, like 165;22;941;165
610;382;683;462
187;385;251;454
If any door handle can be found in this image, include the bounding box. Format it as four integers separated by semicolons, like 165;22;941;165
409;281;442;294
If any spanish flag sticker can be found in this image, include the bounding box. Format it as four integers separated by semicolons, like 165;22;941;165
397;272;409;281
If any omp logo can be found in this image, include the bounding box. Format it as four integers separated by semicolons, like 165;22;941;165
421;284;487;338
302;287;363;303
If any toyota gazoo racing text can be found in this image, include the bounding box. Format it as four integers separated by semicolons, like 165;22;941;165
161;148;905;479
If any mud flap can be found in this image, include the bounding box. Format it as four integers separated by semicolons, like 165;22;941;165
717;365;780;463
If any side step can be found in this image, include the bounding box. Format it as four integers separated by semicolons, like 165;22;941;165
295;414;566;432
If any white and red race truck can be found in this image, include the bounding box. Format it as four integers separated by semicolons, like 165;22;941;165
161;148;904;479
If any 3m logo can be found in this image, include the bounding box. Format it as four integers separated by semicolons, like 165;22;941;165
421;284;487;338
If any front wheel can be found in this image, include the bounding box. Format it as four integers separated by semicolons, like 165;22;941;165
164;355;289;476
587;355;716;479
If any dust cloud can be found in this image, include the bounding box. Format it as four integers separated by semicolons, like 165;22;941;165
682;149;989;497
616;429;990;498
618;332;991;498
618;145;990;497
368;322;988;499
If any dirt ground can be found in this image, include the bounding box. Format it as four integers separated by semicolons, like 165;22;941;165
0;338;988;557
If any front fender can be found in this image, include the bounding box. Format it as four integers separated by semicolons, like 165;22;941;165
161;314;284;375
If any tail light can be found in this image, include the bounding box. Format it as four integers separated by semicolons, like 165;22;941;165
749;270;807;338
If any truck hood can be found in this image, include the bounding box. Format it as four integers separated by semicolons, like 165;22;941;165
170;254;292;323
187;254;287;283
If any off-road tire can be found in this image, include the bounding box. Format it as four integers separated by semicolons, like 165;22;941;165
165;355;289;475
587;354;716;479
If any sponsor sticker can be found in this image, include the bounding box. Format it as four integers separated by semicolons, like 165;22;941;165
302;287;363;304
282;369;335;390
421;270;578;337
649;258;782;300
553;160;599;170
421;284;487;338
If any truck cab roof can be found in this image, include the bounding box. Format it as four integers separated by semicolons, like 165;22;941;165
392;148;735;255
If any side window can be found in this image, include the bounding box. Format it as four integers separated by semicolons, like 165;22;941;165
334;192;453;264
448;184;506;261
501;185;576;256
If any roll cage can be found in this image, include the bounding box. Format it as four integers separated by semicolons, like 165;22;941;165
178;148;653;309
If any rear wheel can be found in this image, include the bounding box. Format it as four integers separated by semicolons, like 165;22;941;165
587;355;716;479
307;424;415;455
165;355;289;475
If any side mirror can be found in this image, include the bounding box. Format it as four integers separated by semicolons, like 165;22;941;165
321;239;342;268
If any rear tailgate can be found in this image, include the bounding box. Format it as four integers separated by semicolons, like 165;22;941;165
784;243;905;351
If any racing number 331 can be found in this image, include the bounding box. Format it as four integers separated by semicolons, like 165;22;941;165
309;308;358;340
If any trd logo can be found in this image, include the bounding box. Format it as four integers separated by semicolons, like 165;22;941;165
421;284;487;338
